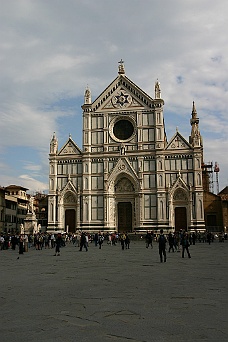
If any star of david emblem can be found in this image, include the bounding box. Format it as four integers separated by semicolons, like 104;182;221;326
112;91;132;108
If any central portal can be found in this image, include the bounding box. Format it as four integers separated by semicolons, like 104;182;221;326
175;207;187;231
118;202;132;232
65;209;75;233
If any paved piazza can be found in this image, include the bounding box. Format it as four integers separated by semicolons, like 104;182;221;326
0;238;227;342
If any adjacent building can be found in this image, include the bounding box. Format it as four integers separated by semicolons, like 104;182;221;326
0;187;6;233
47;62;205;234
4;185;28;233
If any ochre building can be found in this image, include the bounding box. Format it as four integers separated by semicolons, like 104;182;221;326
47;62;205;234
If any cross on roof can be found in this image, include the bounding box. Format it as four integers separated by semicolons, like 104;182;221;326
175;135;181;147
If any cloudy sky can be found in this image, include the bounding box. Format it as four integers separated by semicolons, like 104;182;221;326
0;0;227;193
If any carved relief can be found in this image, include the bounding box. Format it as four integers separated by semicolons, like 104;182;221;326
64;192;76;204
112;91;132;108
173;189;188;201
109;198;114;221
115;177;134;193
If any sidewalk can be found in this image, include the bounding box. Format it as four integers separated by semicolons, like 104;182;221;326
0;239;227;342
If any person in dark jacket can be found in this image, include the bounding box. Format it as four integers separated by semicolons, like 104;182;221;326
18;235;24;255
79;232;88;251
54;233;62;256
181;232;191;258
158;229;167;262
125;233;130;249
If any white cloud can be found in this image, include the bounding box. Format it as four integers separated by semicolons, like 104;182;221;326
0;0;227;191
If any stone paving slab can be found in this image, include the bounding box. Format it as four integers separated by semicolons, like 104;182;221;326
0;240;227;342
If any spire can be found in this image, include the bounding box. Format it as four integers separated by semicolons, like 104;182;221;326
191;101;198;121
155;79;161;99
118;59;125;74
50;132;58;154
190;101;199;126
84;85;91;104
190;102;201;147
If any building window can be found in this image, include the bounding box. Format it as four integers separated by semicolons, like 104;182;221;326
58;164;63;175
108;162;115;172
199;199;203;219
92;116;103;129
159;175;163;187
91;131;103;144
50;203;53;221
91;162;103;174
144;194;157;219
142;128;154;142
91;196;103;220
197;173;201;185
144;160;156;172
142;113;154;125
144;175;156;188
91;176;103;190
50;179;54;190
160;200;164;219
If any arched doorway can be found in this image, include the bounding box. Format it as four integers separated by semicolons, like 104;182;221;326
65;209;76;233
115;177;135;232
63;190;77;233
118;202;132;232
175;207;187;231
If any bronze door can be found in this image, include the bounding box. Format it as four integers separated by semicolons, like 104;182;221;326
65;209;75;233
175;207;187;231
118;202;132;232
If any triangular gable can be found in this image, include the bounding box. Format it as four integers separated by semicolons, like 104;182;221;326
107;157;139;191
171;174;189;191
166;132;192;150
61;179;78;196
58;137;82;156
101;89;144;110
91;74;157;113
168;174;190;202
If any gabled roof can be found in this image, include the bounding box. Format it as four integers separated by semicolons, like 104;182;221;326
166;131;192;151
219;186;228;195
107;157;139;191
89;74;163;113
58;136;82;156
218;186;228;201
5;185;28;191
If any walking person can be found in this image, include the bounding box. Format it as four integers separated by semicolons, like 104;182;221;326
181;232;191;258
120;232;126;250
54;233;62;256
98;233;104;249
145;231;152;248
158;229;167;262
79;232;88;251
168;232;175;253
18;235;24;255
125;233;130;249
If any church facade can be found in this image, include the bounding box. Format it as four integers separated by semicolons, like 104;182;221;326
47;62;205;233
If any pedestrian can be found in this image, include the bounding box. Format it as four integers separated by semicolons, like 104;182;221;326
98;233;104;249
192;232;196;245
207;231;212;245
0;235;4;250
158;229;167;262
94;233;99;247
168;232;175;252
19;235;24;255
54;233;62;256
181;232;191;258
11;235;17;250
145;231;152;248
79;232;88;251
120;233;126;250
125;233;130;249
